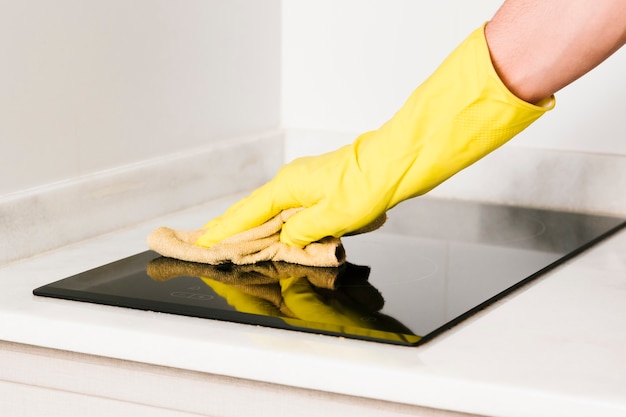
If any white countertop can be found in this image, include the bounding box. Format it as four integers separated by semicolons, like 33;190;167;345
1;193;625;417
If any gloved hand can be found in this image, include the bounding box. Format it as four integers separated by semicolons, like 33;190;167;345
198;24;554;249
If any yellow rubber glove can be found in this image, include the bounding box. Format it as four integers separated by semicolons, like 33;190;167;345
198;24;554;249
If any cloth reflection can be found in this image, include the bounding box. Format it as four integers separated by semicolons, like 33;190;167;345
146;258;420;344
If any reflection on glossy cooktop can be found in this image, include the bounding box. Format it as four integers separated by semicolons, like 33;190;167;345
33;198;625;346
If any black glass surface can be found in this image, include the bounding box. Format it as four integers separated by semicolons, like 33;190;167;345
33;198;625;346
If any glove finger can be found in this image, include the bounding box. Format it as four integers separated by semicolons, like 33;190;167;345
196;180;297;247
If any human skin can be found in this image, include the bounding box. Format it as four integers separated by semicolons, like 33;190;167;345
485;0;626;105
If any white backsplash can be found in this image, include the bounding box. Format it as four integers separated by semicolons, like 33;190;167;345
0;130;283;265
428;144;626;217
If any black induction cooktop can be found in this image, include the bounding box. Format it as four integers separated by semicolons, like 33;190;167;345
33;198;625;346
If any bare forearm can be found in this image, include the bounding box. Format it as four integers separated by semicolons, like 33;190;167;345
486;0;626;104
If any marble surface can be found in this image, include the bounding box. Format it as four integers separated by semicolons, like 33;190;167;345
0;130;283;265
1;193;625;417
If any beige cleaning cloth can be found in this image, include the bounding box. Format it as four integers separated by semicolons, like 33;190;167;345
147;208;385;267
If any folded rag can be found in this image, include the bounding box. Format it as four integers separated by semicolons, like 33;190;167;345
147;208;385;267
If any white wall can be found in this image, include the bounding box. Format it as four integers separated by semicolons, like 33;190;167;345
0;0;283;264
0;0;281;196
282;0;626;156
